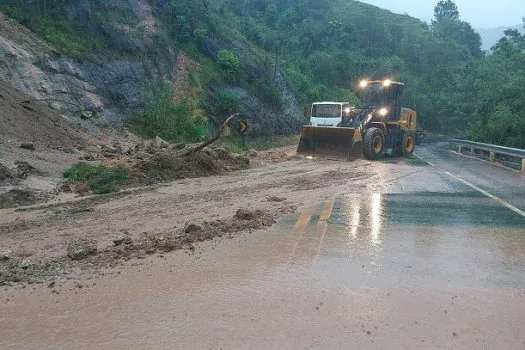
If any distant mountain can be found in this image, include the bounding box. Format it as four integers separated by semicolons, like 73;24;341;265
477;25;525;52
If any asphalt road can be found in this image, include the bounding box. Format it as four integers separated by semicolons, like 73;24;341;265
1;143;524;349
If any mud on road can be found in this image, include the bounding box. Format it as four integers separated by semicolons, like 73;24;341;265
0;149;373;286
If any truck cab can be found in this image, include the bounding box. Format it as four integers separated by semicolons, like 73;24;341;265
310;102;353;127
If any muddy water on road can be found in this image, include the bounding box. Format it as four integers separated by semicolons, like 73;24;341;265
2;152;525;349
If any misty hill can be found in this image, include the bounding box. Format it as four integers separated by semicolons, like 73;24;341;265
477;25;525;51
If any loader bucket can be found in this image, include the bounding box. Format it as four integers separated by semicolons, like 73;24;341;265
297;126;362;159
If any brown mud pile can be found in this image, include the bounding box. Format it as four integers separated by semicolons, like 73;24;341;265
133;146;251;182
0;208;278;285
0;189;49;209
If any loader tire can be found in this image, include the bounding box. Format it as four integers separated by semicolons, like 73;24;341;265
400;131;416;157
363;127;384;160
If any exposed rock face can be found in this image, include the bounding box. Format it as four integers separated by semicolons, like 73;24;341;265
208;85;302;137
0;10;175;126
0;2;302;136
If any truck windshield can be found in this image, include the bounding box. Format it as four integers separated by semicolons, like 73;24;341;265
311;104;342;118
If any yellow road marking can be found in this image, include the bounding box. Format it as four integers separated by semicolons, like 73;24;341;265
319;199;335;222
289;210;314;259
316;199;335;259
415;154;525;218
294;212;313;230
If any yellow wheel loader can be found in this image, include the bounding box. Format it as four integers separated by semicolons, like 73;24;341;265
297;80;418;160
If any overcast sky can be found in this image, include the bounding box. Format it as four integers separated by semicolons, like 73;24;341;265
360;0;525;28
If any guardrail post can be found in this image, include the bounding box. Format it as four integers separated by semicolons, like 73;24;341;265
490;152;496;163
458;145;462;154
522;159;525;173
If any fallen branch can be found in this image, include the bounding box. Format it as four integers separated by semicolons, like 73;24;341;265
180;113;239;157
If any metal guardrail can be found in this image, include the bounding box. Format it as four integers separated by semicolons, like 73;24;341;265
449;139;525;172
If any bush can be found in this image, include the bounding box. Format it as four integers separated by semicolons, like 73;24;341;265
217;50;241;82
217;90;240;115
127;85;208;143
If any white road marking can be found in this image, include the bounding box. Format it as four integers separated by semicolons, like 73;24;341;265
443;171;525;218
414;155;525;218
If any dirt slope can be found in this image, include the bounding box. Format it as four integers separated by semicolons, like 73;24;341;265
0;78;89;148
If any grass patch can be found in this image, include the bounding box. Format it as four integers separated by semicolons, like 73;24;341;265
63;163;106;181
89;170;128;194
64;163;129;195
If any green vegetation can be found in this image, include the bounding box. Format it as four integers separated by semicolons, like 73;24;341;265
217;50;242;82
64;163;129;194
63;163;107;182
1;0;524;148
459;25;525;148
0;0;139;59
0;2;100;58
127;84;209;143
89;170;128;194
216;0;524;147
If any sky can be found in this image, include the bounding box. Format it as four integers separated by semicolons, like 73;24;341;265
360;0;525;28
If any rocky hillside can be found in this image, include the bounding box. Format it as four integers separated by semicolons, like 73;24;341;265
0;13;169;126
0;1;302;138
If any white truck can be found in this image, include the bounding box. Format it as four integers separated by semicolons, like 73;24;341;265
309;102;354;127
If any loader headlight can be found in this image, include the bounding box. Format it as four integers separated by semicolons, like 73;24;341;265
383;79;392;87
379;108;388;116
359;80;369;88
344;107;351;114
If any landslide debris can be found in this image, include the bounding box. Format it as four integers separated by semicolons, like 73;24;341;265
63;138;252;195
135;145;251;182
0;208;279;285
0;189;49;209
0;163;13;185
67;238;98;261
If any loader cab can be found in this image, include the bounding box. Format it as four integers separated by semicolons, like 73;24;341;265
357;80;404;121
310;102;353;127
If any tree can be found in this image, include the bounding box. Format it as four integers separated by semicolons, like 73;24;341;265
432;0;459;23
431;0;482;58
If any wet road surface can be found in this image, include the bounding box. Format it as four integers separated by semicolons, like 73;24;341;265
1;143;525;349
